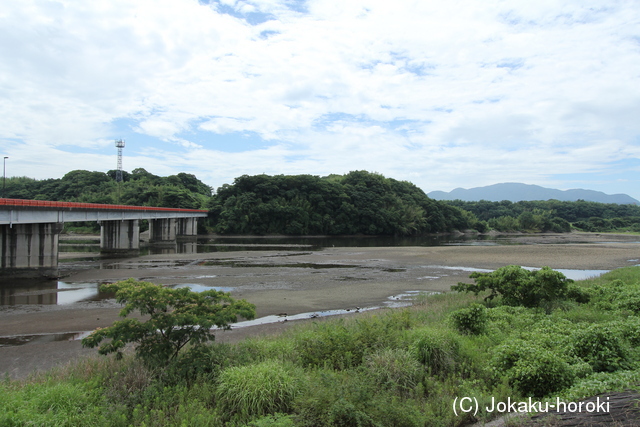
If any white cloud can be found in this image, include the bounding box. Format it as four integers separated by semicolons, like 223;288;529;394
0;0;639;199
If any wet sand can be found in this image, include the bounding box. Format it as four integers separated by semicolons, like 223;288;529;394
1;233;639;379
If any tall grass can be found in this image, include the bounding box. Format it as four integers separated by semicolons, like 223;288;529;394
2;266;640;426
216;360;304;423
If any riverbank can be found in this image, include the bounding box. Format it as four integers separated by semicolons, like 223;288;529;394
1;232;639;379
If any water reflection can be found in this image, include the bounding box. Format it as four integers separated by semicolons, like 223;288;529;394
0;281;109;306
0;331;91;347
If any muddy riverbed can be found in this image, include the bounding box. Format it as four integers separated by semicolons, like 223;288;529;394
1;232;639;379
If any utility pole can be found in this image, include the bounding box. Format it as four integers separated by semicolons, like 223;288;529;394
2;157;7;198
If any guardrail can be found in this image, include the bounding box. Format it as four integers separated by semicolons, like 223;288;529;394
0;198;208;213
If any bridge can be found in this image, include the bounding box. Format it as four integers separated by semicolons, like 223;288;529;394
0;198;208;280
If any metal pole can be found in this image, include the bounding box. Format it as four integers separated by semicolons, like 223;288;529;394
2;157;7;198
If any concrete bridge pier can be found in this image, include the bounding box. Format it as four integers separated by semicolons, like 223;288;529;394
149;218;177;245
0;223;63;280
176;218;198;240
100;219;140;257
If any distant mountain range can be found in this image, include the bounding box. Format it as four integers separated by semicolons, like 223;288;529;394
427;183;639;205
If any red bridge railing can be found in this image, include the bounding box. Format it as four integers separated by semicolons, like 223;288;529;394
0;198;208;213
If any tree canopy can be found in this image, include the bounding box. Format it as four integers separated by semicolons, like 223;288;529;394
209;171;477;235
82;279;256;365
3;169;212;209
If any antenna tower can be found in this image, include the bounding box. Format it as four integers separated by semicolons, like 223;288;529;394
115;139;125;182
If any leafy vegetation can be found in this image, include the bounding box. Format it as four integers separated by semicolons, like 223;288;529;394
452;265;577;311
3;169;212;209
209;171;478;235
5;169;640;235
4;267;640;425
81;279;256;366
446;199;640;232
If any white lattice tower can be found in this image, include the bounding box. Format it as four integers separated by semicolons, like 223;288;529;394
115;139;125;182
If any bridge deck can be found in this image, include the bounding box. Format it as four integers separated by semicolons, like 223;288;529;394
0;198;208;225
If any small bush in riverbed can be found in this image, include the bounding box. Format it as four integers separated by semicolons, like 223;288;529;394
215;360;303;423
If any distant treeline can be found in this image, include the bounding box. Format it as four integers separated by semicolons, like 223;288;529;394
3;169;211;210
444;200;640;233
208;171;475;235
4;170;640;234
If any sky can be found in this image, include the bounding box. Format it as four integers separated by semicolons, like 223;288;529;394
1;0;640;200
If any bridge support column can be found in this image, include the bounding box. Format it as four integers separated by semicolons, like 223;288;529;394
0;223;63;280
176;218;198;240
100;220;140;257
149;218;176;245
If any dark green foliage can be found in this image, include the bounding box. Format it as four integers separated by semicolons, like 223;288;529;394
452;265;574;310
82;279;256;366
3;169;211;209
326;399;377;427
209;171;474;235
247;413;296;427
491;341;575;397
446;199;640;232
586;279;640;312
450;303;488;335
571;324;630;373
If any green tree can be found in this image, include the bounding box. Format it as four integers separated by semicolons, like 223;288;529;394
452;265;574;310
82;279;256;365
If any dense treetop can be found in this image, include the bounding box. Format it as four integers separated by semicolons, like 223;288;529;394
4;169;640;234
208;171;476;235
3;169;211;209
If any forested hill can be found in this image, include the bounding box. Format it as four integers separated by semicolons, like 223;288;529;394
208;171;474;235
3;169;212;209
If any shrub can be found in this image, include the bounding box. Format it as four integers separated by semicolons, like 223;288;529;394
571;324;630;372
216;360;303;423
491;341;574;397
247;413;296;427
450;303;488;335
82;279;256;366
452;265;573;310
508;350;575;397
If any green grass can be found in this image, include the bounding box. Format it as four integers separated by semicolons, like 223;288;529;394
3;266;640;426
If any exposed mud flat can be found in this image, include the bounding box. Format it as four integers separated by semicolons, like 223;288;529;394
1;233;639;379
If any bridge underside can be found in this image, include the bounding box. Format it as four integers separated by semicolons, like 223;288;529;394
1;218;200;281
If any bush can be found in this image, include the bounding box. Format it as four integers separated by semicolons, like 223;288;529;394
326;399;377;427
491;341;574;397
450;303;488;335
452;265;573;310
82;279;256;366
247;413;296;427
571;324;630;372
216;360;303;423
